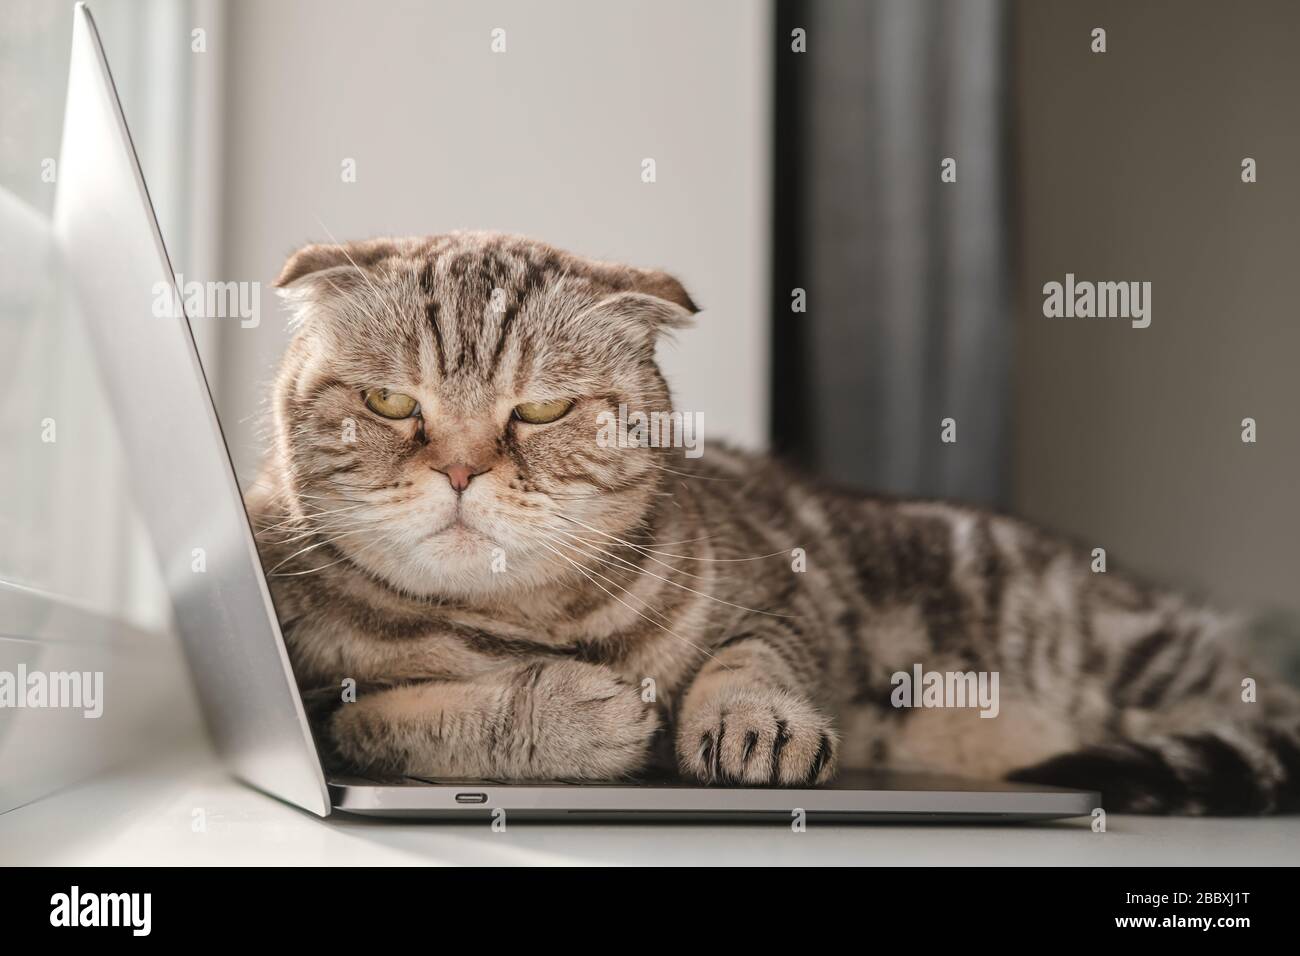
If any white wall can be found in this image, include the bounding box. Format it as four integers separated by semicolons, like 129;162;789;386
215;0;772;480
1013;0;1300;619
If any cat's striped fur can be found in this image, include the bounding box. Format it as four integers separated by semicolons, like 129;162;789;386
248;231;1300;814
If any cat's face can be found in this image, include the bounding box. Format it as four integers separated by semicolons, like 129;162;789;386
269;232;697;601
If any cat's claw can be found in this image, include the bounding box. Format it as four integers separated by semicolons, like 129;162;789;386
676;686;838;786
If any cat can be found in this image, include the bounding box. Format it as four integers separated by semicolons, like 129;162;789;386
246;231;1300;814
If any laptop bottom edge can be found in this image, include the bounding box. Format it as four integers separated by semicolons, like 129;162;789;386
326;777;1098;823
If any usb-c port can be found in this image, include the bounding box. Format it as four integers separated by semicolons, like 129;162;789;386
455;792;487;804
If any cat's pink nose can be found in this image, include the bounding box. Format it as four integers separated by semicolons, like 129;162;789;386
439;462;481;492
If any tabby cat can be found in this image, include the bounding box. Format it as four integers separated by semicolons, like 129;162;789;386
247;231;1300;814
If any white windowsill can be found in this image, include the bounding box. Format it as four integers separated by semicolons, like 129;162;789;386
2;732;1297;866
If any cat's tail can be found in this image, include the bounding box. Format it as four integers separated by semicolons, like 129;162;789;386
1006;720;1300;815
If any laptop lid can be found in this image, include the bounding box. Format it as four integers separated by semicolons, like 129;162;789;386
53;3;330;816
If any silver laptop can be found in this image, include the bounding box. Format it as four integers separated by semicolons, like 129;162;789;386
53;3;1095;823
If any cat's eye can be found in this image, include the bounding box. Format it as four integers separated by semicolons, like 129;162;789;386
363;388;419;420
513;398;574;425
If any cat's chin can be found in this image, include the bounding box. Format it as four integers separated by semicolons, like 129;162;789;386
362;553;512;603
425;517;490;544
354;522;549;602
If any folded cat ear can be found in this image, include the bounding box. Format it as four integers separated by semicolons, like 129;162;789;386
274;243;382;332
274;243;362;289
614;267;700;316
593;290;697;339
581;263;700;343
273;243;390;334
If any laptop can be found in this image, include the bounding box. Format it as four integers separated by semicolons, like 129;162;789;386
53;3;1095;822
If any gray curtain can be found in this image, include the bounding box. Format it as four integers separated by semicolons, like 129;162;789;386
789;0;1011;506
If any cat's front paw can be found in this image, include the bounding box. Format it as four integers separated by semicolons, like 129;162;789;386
676;685;838;786
524;660;662;780
328;661;661;781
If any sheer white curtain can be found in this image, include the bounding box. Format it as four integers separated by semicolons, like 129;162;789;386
0;0;222;811
0;0;224;627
